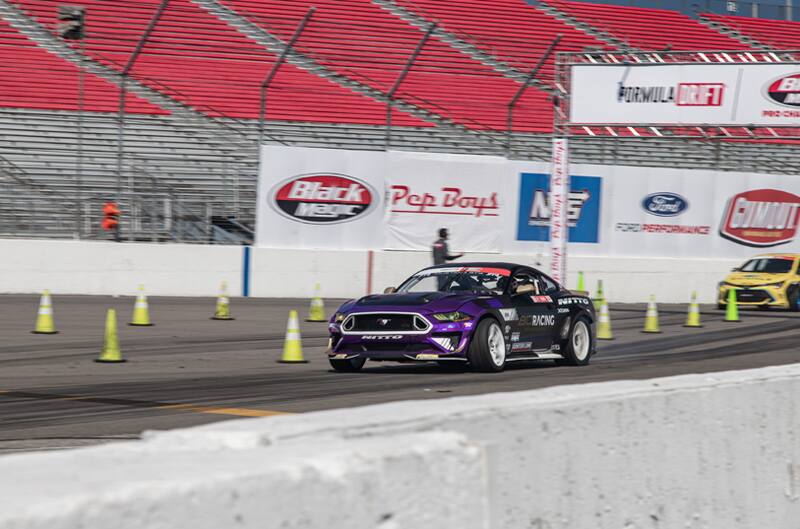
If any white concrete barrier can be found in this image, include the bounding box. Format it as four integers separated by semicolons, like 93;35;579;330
0;238;740;302
1;364;799;528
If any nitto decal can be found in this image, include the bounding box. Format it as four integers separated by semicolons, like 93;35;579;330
270;173;376;224
361;335;403;340
764;73;800;107
499;308;518;321
558;297;590;306
642;193;688;217
719;189;800;247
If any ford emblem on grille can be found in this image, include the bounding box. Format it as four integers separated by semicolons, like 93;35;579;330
377;318;391;326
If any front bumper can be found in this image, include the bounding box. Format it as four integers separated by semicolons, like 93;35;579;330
717;285;787;307
327;317;475;362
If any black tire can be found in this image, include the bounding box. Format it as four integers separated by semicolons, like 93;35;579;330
788;287;800;312
467;318;506;373
561;316;593;366
329;356;366;372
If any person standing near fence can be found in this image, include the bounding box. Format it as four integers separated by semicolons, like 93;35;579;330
432;228;463;265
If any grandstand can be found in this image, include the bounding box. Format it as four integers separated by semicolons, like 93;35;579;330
1;0;800;242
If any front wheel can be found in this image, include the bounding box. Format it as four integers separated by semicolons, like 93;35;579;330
787;287;799;312
329;356;366;372
562;317;593;366
467;318;506;372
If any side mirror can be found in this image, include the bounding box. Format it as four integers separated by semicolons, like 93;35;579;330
514;283;535;295
383;287;397;294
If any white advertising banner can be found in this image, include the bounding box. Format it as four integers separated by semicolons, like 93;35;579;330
257;146;800;262
549;138;568;285
383;151;508;253
570;64;800;125
255;145;385;249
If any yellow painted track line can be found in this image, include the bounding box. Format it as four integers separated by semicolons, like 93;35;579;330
0;390;291;418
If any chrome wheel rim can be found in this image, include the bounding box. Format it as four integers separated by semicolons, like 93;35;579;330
487;323;506;366
572;321;590;361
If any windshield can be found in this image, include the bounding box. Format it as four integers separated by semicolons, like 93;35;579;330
397;267;511;295
738;258;794;274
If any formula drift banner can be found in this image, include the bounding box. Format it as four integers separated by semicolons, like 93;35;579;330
570;64;800;125
384;151;507;252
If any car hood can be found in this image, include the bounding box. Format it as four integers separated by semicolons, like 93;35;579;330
341;292;486;314
724;272;790;286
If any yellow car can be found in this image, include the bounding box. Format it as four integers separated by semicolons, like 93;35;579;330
718;254;800;311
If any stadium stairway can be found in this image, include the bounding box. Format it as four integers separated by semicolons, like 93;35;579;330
370;0;531;85
700;13;800;52
697;13;770;50
540;0;749;52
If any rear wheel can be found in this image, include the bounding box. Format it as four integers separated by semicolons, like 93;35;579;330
329;357;366;372
562;317;593;366
467;318;506;372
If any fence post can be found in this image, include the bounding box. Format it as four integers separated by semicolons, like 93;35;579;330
115;0;170;240
259;8;315;145
506;35;561;157
385;22;437;150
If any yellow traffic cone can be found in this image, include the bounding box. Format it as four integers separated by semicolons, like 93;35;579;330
597;299;613;340
211;281;234;320
724;288;740;322
306;283;327;322
593;279;605;308
576;271;586;293
280;310;307;363
129;285;154;326
32;290;58;334
96;309;125;363
684;291;703;328
642;295;661;333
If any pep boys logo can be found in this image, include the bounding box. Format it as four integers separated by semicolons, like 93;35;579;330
389;185;499;217
270;173;376;224
719;189;800;247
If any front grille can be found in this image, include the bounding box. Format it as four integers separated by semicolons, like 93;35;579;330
342;313;430;333
735;289;772;303
340;343;432;353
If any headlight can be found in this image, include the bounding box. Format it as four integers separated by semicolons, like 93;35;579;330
432;311;472;322
333;312;345;323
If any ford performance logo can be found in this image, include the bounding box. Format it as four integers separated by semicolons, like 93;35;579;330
642;192;688;217
270;173;376;225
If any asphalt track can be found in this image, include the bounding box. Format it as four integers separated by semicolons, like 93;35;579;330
1;293;799;453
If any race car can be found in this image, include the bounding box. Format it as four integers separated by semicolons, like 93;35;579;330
717;253;800;311
326;262;596;372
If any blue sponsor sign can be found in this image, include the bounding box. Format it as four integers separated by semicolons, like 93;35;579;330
516;173;602;243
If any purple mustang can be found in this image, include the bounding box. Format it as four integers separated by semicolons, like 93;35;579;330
326;262;596;372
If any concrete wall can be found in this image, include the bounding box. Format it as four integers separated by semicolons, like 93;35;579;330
1;364;798;528
0;238;740;302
